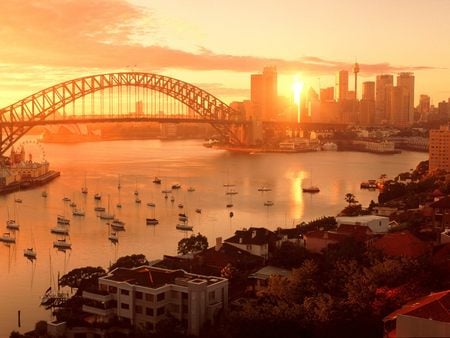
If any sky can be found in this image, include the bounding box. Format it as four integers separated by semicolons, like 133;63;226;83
0;0;449;108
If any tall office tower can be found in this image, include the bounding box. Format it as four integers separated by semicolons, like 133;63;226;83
429;125;450;172
397;72;415;124
389;86;410;125
418;95;431;121
360;81;375;124
362;81;375;100
320;87;334;102
337;70;348;102
376;74;394;122
250;67;278;121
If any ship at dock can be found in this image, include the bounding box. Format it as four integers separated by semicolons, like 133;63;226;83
0;145;60;195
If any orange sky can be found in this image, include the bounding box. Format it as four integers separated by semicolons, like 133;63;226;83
0;0;449;108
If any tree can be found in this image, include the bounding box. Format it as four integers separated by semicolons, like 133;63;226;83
59;266;106;290
269;241;308;269
345;193;358;206
177;233;208;255
109;254;149;271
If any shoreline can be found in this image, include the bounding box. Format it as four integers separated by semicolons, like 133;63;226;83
0;170;60;195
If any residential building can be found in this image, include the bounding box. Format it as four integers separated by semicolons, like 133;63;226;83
82;265;228;336
372;231;430;258
248;266;291;290
429;195;450;232
383;290;450;338
224;227;277;261
336;215;390;233
429;125;450;172
303;230;348;253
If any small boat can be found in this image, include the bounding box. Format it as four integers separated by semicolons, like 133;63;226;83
109;219;125;231
195;208;202;214
94;193;101;200
161;189;172;194
50;226;69;235
187;187;195;192
223;183;235;187
134;190;139;196
53;238;71;250
147;202;156;207
225;189;238;195
258;186;272;192
164;194;168;199
178;203;184;209
62;197;71;202
24;248;37;260
264;200;274;206
178;213;188;222
116;203;122;208
302;186;320;193
0;232;15;243
57;215;70;225
171;183;181;190
81;187;88;194
15;198;23;203
229;211;234;218
99;212;115;220
94;206;106;212
69;201;77;208
153;177;162;184
146;218;159;225
72;209;85;216
41;191;48;198
176;223;193;231
108;232;119;244
226;203;233;208
135;197;142;204
6;219;20;230
170;196;175;203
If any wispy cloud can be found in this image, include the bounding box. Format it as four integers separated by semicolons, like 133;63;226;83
0;0;436;76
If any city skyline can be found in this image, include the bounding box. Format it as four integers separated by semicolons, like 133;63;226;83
0;0;450;108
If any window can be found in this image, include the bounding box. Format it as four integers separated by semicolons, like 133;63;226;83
121;303;129;310
145;293;154;302
157;293;165;301
108;286;117;293
120;289;130;296
136;291;143;299
246;244;252;250
146;307;154;316
135;305;143;314
157;306;165;316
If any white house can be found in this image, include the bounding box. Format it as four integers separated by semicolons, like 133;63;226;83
336;215;390;233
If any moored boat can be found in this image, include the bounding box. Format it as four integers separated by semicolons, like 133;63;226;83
176;223;193;231
6;219;20;230
24;248;37;259
53;238;71;249
264;200;274;206
302;186;320;193
146;218;159;225
57;215;70;225
0;232;15;243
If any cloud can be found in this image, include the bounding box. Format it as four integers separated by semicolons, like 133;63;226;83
0;0;437;77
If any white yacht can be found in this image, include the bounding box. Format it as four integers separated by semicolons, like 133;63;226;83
0;232;15;243
53;238;71;250
176;223;193;231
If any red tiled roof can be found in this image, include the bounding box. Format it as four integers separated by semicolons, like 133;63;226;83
304;230;347;242
384;290;450;323
372;231;430;258
337;224;374;241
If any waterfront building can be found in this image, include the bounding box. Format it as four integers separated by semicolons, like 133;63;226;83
337;70;349;102
397;72;415;124
376;74;394;122
250;67;278;121
336;215;390;233
82;265;228;336
429;125;450;172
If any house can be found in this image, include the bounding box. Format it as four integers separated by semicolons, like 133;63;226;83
430;195;450;231
224;227;277;261
81;265;228;336
372;231;430;258
303;230;348;253
383;290;450;338
336;215;390;233
336;223;377;244
274;227;305;247
248;265;291;290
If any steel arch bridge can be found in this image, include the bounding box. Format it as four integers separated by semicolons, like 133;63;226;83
0;72;245;156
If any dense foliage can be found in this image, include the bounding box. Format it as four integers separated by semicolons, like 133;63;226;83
177;233;208;255
109;254;149;271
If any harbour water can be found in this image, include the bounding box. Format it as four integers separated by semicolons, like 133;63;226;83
0;138;426;335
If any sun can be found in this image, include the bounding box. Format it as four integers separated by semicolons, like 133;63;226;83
292;76;304;123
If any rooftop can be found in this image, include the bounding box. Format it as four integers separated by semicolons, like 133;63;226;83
102;265;225;289
336;215;389;223
372;231;430;258
225;227;276;246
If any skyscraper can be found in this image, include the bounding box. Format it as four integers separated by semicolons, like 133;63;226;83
362;81;375;101
360;81;375;124
250;67;278;121
337;70;348;102
418;95;431;121
376;74;394;122
397;72;415;124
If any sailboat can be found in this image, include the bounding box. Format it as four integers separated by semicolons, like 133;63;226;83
24;207;37;260
116;175;122;208
146;202;159;225
6;205;20;230
41;190;48;198
99;195;115;220
81;174;88;194
302;172;320;193
0;232;15;243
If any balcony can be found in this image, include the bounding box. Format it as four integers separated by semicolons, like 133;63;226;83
82;304;116;317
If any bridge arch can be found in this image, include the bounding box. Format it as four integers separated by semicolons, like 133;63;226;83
0;72;243;156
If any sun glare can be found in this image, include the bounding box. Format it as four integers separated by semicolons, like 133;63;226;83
292;76;304;123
